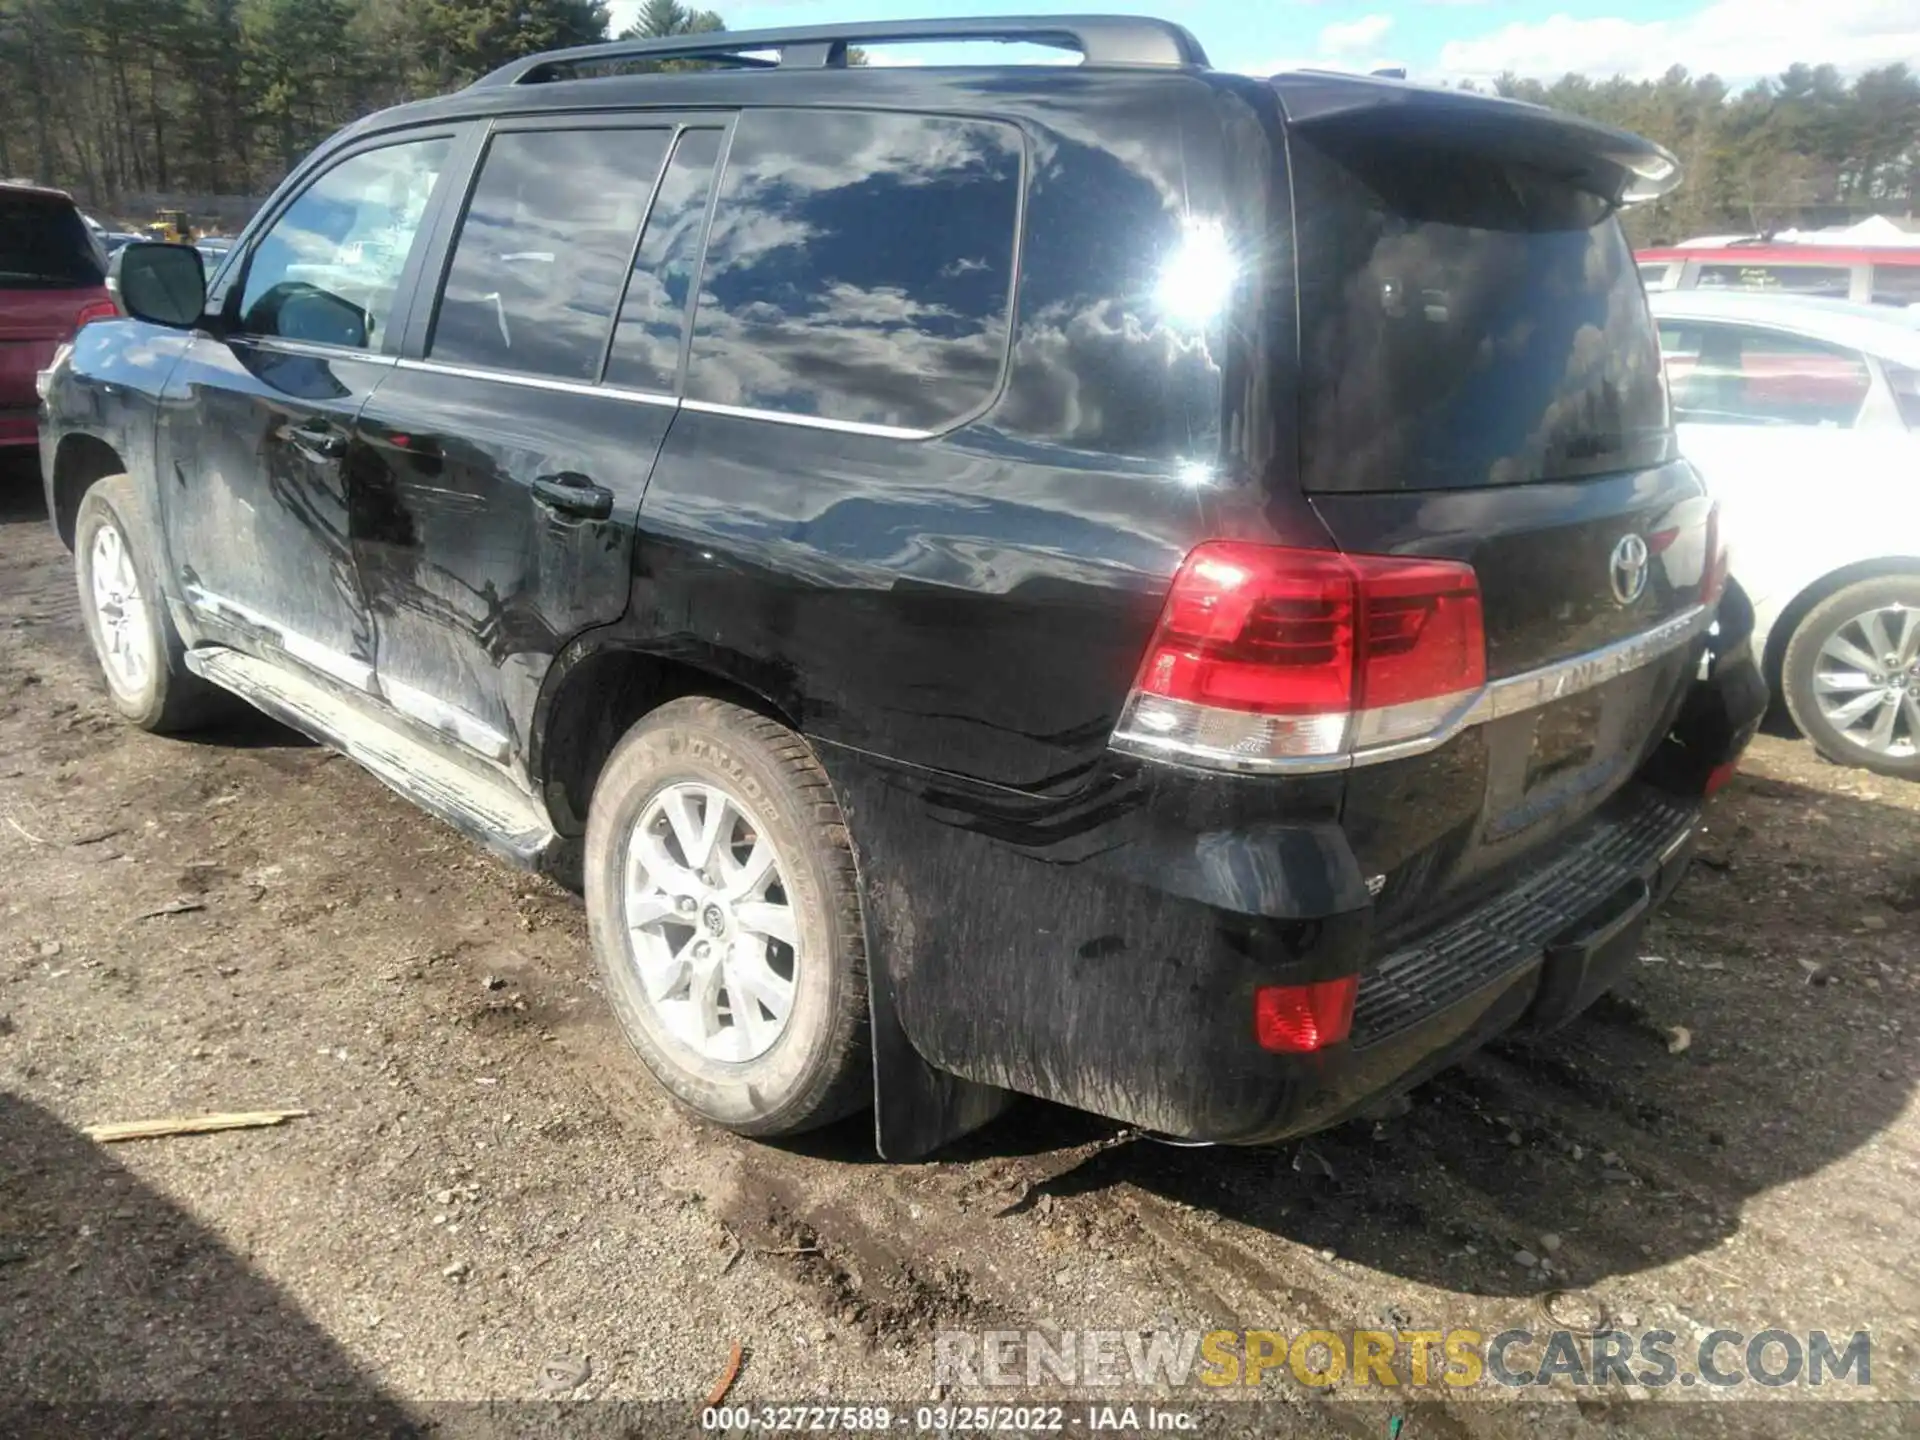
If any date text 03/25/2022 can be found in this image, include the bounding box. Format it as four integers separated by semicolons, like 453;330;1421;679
700;1405;1197;1432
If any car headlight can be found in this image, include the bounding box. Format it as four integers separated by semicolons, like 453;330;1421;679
35;343;73;401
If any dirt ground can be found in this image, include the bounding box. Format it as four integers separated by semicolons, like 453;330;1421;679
2;456;1916;1437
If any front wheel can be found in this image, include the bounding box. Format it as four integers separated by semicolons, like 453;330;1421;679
73;474;226;733
583;696;870;1136
1782;575;1920;781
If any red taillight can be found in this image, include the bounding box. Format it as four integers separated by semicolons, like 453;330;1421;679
1349;555;1486;713
1705;758;1739;797
1117;542;1486;768
1254;977;1359;1053
74;298;117;328
1701;501;1729;606
1136;546;1356;719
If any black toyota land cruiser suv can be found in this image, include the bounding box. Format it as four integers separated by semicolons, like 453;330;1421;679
39;14;1764;1158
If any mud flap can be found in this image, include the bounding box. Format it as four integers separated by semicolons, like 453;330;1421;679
825;752;1014;1160
866;942;1014;1161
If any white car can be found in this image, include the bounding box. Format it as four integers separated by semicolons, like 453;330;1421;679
1652;289;1920;778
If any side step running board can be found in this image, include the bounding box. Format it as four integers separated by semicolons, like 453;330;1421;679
185;646;556;868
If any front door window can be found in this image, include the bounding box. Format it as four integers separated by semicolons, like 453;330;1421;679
237;138;452;350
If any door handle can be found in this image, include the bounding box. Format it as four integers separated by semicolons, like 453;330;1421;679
285;421;348;462
531;472;614;521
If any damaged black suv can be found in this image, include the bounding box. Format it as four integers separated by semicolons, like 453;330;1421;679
40;14;1764;1158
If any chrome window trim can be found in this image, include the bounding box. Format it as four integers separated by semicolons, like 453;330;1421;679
393;356;678;406
1112;603;1714;776
386;364;936;435
680;397;933;441
237;336;399;367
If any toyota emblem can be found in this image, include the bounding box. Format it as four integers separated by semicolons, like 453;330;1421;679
1609;533;1650;606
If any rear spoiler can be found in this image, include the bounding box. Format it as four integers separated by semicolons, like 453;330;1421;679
1271;72;1680;208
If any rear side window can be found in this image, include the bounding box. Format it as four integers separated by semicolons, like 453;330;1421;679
686;109;1021;431
1292;134;1671;492
431;128;672;381
1696;263;1853;299
605;127;724;394
0;192;105;289
1658;322;1871;428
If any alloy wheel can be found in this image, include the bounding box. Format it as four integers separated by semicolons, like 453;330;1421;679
89;519;153;697
620;781;800;1063
1812;602;1920;759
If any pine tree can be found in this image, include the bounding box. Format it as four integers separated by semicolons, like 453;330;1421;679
621;0;724;40
408;0;608;88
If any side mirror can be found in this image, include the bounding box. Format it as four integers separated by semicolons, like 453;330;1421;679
110;243;206;328
272;286;370;350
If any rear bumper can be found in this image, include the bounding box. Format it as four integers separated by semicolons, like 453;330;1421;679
1261;592;1764;1142
832;584;1767;1155
838;752;1708;1149
1238;785;1699;1143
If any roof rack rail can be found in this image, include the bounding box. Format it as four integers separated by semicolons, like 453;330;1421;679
470;14;1211;87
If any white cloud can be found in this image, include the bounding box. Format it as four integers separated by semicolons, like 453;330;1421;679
1318;14;1394;57
1440;0;1920;84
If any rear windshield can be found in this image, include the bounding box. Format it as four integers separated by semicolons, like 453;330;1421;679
1292;133;1671;493
0;193;105;289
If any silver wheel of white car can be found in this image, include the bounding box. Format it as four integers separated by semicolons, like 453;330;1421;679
622;780;800;1064
584;696;870;1136
1813;606;1920;758
1785;576;1920;781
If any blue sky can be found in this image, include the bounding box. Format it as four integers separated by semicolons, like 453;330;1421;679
604;1;1920;87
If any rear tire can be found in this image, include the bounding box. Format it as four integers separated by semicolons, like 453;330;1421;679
73;474;227;733
583;696;870;1136
1782;575;1920;781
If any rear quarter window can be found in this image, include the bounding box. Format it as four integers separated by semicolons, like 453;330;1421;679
685;109;1021;432
1292;134;1671;493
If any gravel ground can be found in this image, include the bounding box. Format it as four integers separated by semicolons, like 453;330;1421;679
3;458;1916;1437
